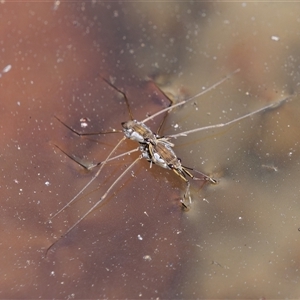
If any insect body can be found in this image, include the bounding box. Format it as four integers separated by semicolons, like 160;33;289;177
122;116;217;206
148;138;215;184
47;68;293;253
121;120;157;144
139;135;217;208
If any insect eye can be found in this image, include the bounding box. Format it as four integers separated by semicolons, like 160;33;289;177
168;163;174;169
178;157;182;163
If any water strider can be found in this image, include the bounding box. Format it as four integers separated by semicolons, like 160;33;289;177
46;69;293;254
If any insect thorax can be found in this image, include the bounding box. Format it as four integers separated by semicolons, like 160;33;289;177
121;120;157;143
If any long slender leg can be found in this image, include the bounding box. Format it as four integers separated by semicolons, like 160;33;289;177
55;78;139;136
54;115;122;136
54;144;89;170
180;174;214;210
142;69;240;124
182;165;217;184
170;166;210;209
54;144;140;171
169;95;293;139
100;77;134;120
46;156;142;255
180;181;192;210
51;80;139;219
176;96;293;208
48;136;127;221
147;81;175;135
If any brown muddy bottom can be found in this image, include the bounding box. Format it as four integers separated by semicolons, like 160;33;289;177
1;2;300;299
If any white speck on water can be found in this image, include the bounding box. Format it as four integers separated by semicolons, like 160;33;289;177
3;64;11;73
143;255;152;261
53;0;60;10
80;117;90;128
0;64;12;78
271;35;280;41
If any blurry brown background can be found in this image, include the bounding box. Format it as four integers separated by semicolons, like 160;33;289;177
1;2;300;298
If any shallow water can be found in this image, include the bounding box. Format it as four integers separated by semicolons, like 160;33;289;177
1;2;300;299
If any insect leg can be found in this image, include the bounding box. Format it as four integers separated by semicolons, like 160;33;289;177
180;181;192;210
54;144;140;171
48;136;127;221
148;82;175;135
142;69;240;124
182;165;217;184
46;155;142;255
169;95;294;139
54;115;122;136
170;165;216;208
100;77;134;120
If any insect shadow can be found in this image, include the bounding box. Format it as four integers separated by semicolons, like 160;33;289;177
46;69;293;254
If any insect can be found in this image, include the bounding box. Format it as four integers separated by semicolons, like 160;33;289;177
46;69;292;253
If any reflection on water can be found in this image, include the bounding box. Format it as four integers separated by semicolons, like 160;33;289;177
1;2;300;299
